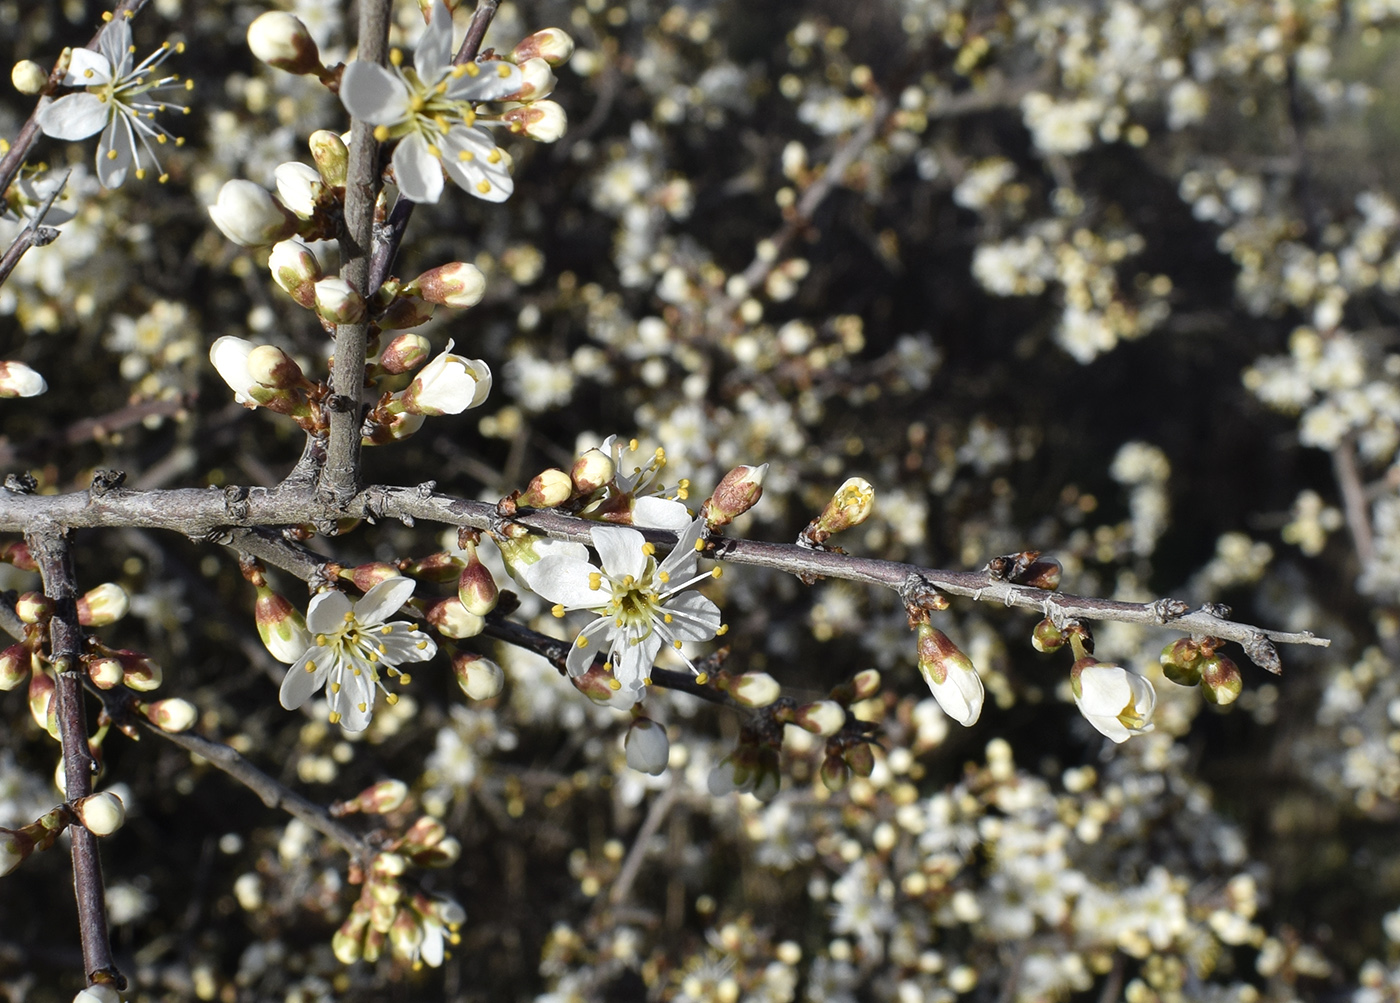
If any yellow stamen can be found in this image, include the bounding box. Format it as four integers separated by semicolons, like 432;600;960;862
487;149;502;164
374;124;390;141
330;682;341;693
716;624;730;636
608;678;621;690
552;603;566;617
693;539;704;552
399;673;412;684
358;702;367;712
389;48;403;66
695;672;709;685
497;63;512;77
658;571;670;583
642;542;655;556
315;635;328;646
381;625;393;634
711;567;722;578
329;711;341;723
577;636;589;648
344;611;355;622
588;573;602;590
664;613;673;623
386;692;399;705
464;62;480;76
673;640;682;649
458;150;475;161
476;179;492;194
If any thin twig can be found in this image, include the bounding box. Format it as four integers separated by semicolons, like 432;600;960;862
453;0;500;66
607;783;678;906
27;530;122;990
0;177;63;288
0;393;191;467
1332;436;1374;569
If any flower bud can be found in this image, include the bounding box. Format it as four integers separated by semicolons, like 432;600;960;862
1160;637;1204;687
0;540;37;570
403;551;463;584
426;598;485;640
702;463;768;530
729;672;780;708
1032;618;1065;653
408;262;487;309
707;751;753;796
145;697;197;733
75;583;129;627
15;591;54;624
347;563;401;592
844;742;875;778
314;277;367;325
916;624;984;727
1071;659;1155;743
343;779;409;815
255;586;311;663
247;11;325;75
816;477;875;536
208;179;298;248
502;101;568;142
624;717;669;775
74;984;122;1003
1021;558;1062;590
571;662;619;703
269;238;323;307
309;129;349;187
1;827;35;877
457;550;499;616
453;650;504;699
0;360;46;398
851;668;881;701
86;654;125;689
502;58;556;101
1200;654;1243;706
793;700;845;736
362;407;426;445
399;815;447;852
570;448;615;494
511;28;575;65
28;669;56;738
519;468;573;509
398;342;491;416
378;333;431;374
122;652;163;691
0;645;29;691
389;908;423;961
11;60;47;95
375;294;437;331
274;161;324;218
333;900;371;964
73;792;125;836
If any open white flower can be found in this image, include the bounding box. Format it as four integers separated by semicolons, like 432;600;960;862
279;576;437;731
396;339;492;415
528;517;722;696
338;0;522;203
36;17;188;187
1073;661;1156;743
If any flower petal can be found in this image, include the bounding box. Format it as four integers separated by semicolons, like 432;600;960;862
613;631;662;691
393;132;445;204
63;47;113;86
659;591;720;641
36;93;110;141
378;623;437;662
633;496;693;532
279;648;328;709
354;576;417;625
592;525;646;581
565;616;611;676
339;61;410;124
97;18;133;76
306;589;353;634
444;59;522;102
95;114;133;188
440;126;512;202
414;0;454;80
529;556;606;608
334;665;376;732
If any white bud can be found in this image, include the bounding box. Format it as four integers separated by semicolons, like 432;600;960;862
794;700;845;737
504;58;556;101
76;583;129;627
511;28;575;66
209;336;259;404
73;986;121;1003
400;340;491;415
11;60;47;95
268;238;322;307
147;698;197;733
453;652;504;699
313;277;367;324
730;672;780;708
624;718;670;775
73;792;126;837
247;11;323;75
0;361;47;398
502;101;568;142
409;262;487;309
208;180;296;248
273;161;324;218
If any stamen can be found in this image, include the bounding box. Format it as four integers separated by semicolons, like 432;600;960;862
331;682;341;693
552;603;566;618
329;711;341;723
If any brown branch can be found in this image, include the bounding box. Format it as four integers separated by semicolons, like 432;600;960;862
453;0;500;66
26;530;122;990
1332;436;1374;570
607;783;678;907
0;394;192;468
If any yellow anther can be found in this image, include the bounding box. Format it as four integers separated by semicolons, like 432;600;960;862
695;672;709;685
386;692;399;705
358;702;367;712
158;173;169;183
84;69;95;78
588;573;602;590
465;62;481;76
184;79;193;90
344;611;355;622
716;624;730;636
381;625;393;634
175;41;186;52
664;613;673;623
487;149;502;164
329;711;341;723
497;63;511;77
476;179;492;194
658;571;670;583
608;678;621;690
374;124;390;141
643;676;652;685
415;640;428;650
577;635;589;648
315;635;328;646
673;640;682;649
330;682;340;693
399;673;412;684
623;575;634;587
106;149;118;160
378;644;387;654
389;48;404;66
552;603;567;618
427;143;441;158
458;149;475;161
629;438;639;450
711;567;722;578
156;133;167;143
353;667;362;676
134;168;146;179
693;539;704;552
642;542;655;556
102;10;112;19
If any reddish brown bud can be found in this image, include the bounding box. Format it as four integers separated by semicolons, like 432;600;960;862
702;464;768;530
1200;654;1243;705
1160;638;1204;686
0;541;36;571
844;742;875;778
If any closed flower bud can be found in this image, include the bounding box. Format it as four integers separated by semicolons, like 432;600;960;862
363;406;426;445
146;697;197;732
852;668;881;700
702;463;768;530
210;336;262;405
15;592;54;624
519;468;573;509
378;333;431;374
247;11;324;75
793;699;845;736
269;238;323;307
73;984;122;1003
1;827;35;876
255;586;311;663
820;753;850;792
502;58;556;101
347;563;401;592
398;341;491;415
314;277;367;324
570;662;618;703
1200;654;1243;705
376;294;437;331
1021;558;1062;590
409;261;487;308
0;645;29;691
916;623;984;727
76;583;129;627
502;100;568;142
427;598;485;639
0;541;37;570
0;360;46;398
707;751;754;796
309;129;349;187
457;551;499;616
844;742;875;778
208;179;298;247
73;792;125;836
816;477;876;536
400;816;447;852
389;908;423;961
122;652;163;691
28;669;56;737
453;650;504;699
571;448;615;494
511;27;575;65
1160;637;1204;687
11;59;47;95
247;345;306;390
354;779;410;815
274;161;324;218
403;551;463;583
729;672;780;708
624;717;670;774
1032;618;1065;653
1071;659;1155;743
86;654;124;689
333;900;371;964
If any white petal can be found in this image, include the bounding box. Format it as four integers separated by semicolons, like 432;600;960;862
414;0;454;80
392;132;444;204
339;61;410;124
444;60;522;102
95;114;133;188
440;127;512;202
354;576;417;625
306;589;353;634
633;496;692;532
208;335;256;403
63;47;114;86
659;591;720;641
592;526;646;581
419;923;445;967
378;623;437;662
613;632;661;691
529;556;606;608
565;616;611;676
279;649;328;709
657;518;704;578
97;19;133;76
1077;665;1131;716
36;93;110;141
334;666;376;732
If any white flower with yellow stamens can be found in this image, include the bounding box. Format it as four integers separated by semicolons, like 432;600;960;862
337;0;521;203
528;517;723;697
279;576;436;731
